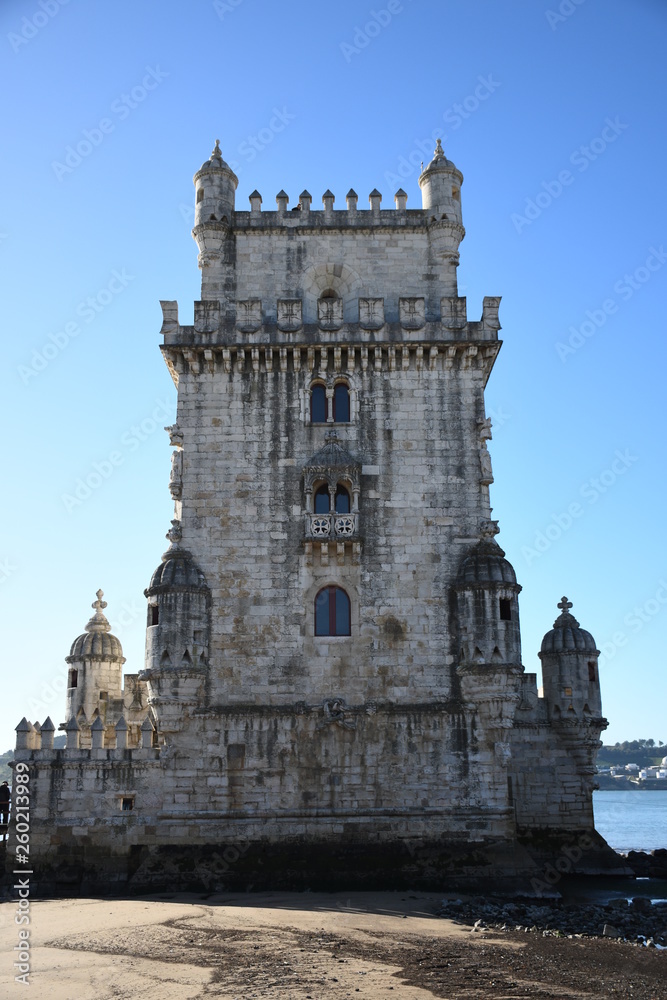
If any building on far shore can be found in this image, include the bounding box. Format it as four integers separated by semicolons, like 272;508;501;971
9;141;627;892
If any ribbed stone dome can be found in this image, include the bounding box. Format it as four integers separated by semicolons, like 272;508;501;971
66;590;125;663
540;598;597;654
197;139;236;176
68;630;124;660
457;539;517;586
419;138;461;178
146;520;208;594
148;549;207;591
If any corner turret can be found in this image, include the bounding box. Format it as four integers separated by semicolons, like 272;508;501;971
141;520;211;737
192;140;238;301
193;139;238;228
65;590;125;723
418;139;465;294
539;597;603;722
455;523;522;668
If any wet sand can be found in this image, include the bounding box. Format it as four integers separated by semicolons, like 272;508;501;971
1;891;665;999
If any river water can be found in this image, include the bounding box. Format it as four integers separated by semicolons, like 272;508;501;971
594;790;667;852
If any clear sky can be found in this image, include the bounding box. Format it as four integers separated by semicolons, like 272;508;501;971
1;0;666;752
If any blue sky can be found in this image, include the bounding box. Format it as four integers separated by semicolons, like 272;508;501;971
1;0;666;751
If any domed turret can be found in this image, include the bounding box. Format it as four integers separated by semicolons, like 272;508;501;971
192;140;238;301
455;530;522;666
141;521;211;736
65;590;125;722
418;138;464;224
418;139;465;294
539;597;602;721
193;139;238;228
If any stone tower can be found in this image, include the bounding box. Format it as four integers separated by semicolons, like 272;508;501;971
9;141;622;893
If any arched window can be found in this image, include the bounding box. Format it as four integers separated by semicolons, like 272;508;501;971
310;383;327;423
334;484;350;513
314;484;330;513
315;586;351;636
333;382;350;423
68;668;78;689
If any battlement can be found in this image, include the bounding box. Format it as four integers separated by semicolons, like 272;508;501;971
14;713;157;754
220;188;438;230
159;296;502;348
13;745;161;764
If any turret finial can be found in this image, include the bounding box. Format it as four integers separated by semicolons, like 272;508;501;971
553;596;580;629
211;139;222;160
93;589;107;613
434;138;444;159
85;589;111;634
166;519;182;547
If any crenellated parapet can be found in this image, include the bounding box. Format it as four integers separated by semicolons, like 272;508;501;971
161;295;502;344
14;712;157;758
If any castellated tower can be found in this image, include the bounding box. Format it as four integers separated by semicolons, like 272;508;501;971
9;141;623;893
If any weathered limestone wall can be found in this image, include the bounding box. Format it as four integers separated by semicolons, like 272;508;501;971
174;353;494;708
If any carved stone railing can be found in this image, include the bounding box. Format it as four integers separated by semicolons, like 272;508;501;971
305;513;358;540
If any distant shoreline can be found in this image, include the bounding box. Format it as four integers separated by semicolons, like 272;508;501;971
595;781;667;792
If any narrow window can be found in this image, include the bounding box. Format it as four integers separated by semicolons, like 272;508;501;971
314;484;330;513
507;775;514;806
499;598;512;621
333;383;350;423
68;669;78;689
311;383;327;423
149;605;159;626
196;187;204;203
334;484;350;513
314;586;351;636
99;691;108;701
121;797;134;811
588;661;597;682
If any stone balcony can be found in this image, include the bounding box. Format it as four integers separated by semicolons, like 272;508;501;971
305;512;359;541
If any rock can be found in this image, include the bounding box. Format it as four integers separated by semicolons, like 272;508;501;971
603;924;621;938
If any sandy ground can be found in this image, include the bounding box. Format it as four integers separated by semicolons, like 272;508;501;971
1;891;665;999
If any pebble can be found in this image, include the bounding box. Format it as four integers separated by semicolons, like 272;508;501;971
438;894;667;945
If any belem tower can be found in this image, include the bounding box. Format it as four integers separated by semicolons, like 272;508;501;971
9;139;625;892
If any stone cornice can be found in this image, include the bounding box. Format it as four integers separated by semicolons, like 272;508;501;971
160;340;501;388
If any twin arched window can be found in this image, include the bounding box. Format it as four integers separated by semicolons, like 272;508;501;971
314;483;350;514
310;381;350;423
315;585;351;636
